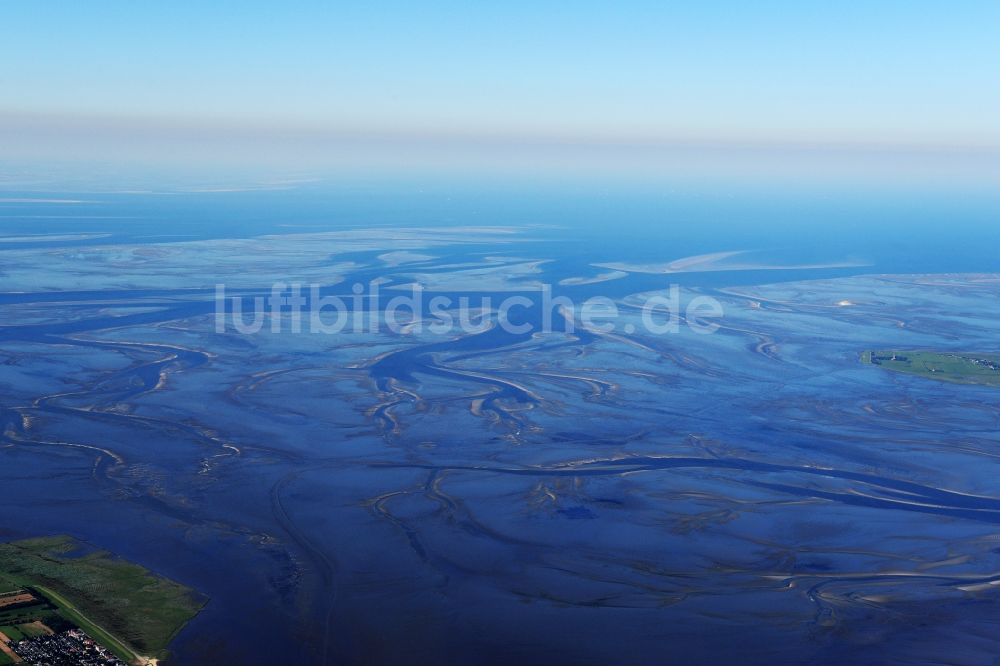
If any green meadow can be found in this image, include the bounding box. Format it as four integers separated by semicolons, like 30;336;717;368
0;536;206;663
863;350;1000;387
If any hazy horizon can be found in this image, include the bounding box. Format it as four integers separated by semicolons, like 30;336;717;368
4;2;999;185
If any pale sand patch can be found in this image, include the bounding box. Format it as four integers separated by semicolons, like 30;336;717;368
378;250;436;266
558;270;628;286
595;250;867;275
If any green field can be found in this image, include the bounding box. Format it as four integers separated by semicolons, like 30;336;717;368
0;602;61;628
0;625;24;642
0;536;207;663
863;350;1000;386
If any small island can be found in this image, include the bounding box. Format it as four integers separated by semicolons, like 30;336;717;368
862;350;1000;386
0;536;205;665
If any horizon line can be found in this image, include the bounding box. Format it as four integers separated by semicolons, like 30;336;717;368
5;109;1000;158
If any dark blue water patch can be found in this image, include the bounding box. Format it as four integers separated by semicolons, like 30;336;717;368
383;455;1000;524
557;506;597;520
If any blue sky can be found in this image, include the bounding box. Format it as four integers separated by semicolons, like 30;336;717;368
3;1;999;178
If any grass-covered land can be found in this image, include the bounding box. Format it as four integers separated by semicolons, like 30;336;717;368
0;625;23;642
862;350;1000;386
0;536;206;663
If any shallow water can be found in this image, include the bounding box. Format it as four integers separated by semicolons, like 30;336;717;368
2;184;1000;664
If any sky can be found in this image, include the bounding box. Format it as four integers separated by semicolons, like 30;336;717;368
2;1;999;181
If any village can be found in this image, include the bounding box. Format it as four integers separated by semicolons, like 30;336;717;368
0;588;126;666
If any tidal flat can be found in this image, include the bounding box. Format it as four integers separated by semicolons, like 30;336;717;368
4;208;1000;664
